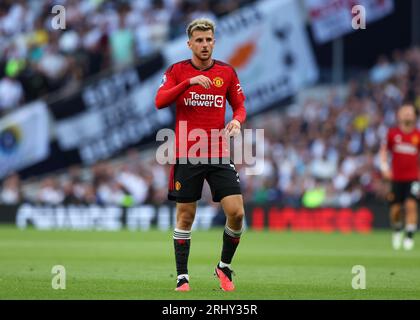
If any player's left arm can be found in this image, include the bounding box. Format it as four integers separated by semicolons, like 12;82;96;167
380;130;392;180
225;68;246;137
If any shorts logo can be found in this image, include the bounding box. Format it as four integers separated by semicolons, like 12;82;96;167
412;135;419;145
213;77;224;88
175;181;182;191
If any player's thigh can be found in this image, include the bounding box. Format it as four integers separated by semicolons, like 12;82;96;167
398;181;418;204
206;161;242;203
404;181;418;212
390;182;405;205
405;197;418;211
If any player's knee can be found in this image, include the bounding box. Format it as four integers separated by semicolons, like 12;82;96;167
390;203;401;215
177;209;195;228
231;208;244;223
406;199;418;212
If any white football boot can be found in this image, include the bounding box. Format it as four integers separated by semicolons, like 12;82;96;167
403;237;414;251
392;231;403;250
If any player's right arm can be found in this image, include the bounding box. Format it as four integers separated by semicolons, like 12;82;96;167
155;65;212;109
380;130;392;180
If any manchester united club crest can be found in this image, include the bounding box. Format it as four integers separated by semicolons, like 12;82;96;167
412;135;419;145
213;77;224;88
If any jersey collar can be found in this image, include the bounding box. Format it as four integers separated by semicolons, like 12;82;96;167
189;59;215;71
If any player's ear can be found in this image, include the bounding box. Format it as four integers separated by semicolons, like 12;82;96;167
187;40;192;49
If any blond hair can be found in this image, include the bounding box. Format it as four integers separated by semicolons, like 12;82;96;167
186;18;216;39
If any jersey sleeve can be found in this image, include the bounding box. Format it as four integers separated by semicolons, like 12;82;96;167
227;68;246;124
417;130;420;151
386;129;393;150
155;64;190;109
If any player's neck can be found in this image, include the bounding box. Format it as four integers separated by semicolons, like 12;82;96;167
400;124;414;134
191;56;214;71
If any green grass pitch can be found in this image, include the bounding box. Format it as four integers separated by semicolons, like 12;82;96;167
0;226;419;300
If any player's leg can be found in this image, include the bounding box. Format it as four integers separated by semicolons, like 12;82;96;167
215;195;244;291
389;182;404;250
206;161;243;291
173;201;197;291
168;162;206;291
390;203;403;250
403;197;418;250
220;194;244;265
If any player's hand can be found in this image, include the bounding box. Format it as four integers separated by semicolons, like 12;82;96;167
381;169;392;180
189;75;212;89
225;119;241;138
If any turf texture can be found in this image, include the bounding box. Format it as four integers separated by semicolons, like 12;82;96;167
0;226;419;300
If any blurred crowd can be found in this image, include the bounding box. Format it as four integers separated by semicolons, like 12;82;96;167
2;46;420;208
241;47;420;208
0;0;255;116
0;151;169;206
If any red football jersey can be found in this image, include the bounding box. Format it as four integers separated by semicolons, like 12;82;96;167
155;59;246;159
386;127;420;181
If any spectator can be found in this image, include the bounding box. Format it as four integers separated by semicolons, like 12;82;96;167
109;5;135;68
0;75;24;114
37;177;64;205
116;165;149;205
0;173;21;204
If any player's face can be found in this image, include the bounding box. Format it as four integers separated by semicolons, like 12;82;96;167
398;105;416;127
188;30;215;62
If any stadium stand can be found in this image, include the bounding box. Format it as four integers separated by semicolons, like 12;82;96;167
0;0;256;116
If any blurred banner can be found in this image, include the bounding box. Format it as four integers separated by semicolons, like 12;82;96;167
164;0;318;117
0;201;389;232
49;54;171;164
0;101;50;178
305;0;394;44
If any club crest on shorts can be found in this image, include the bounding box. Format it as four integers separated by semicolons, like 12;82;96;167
175;181;182;191
213;77;224;88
